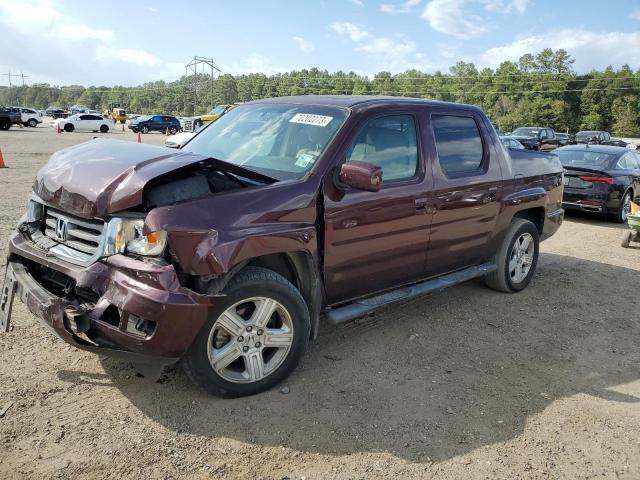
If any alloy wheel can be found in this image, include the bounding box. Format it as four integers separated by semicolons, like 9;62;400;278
207;297;294;383
509;233;534;284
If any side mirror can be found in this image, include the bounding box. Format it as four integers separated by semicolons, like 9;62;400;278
338;161;383;192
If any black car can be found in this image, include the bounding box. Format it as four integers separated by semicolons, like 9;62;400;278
555;132;574;146
574;130;627;147
559;145;640;223
511;127;559;151
45;107;69;119
128;114;181;134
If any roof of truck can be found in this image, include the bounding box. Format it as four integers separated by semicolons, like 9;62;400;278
248;95;481;111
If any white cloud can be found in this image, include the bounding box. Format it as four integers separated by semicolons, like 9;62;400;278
380;0;421;14
421;0;489;39
481;29;640;71
631;9;640;20
421;0;530;38
348;0;365;5
292;36;315;53
331;21;443;72
96;46;161;67
0;0;61;32
331;21;372;42
57;24;114;42
482;0;530;13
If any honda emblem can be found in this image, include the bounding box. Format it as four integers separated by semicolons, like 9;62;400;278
55;217;68;241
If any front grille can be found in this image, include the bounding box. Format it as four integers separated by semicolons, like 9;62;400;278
43;208;105;260
183;120;193;131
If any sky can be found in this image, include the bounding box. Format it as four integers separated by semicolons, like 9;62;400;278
1;0;640;87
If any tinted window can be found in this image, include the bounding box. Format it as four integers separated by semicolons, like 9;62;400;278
432;115;484;175
558;149;616;167
618;153;640;170
79;115;90;120
346;115;418;182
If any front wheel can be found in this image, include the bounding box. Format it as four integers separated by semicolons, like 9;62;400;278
141;125;149;134
64;123;74;132
183;267;310;397
28;119;38;127
169;126;178;135
485;218;540;293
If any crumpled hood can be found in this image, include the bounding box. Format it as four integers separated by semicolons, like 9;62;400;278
33;139;210;218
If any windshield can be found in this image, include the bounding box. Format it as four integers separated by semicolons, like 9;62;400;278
512;127;538;137
183;104;348;180
208;105;228;116
558;149;615;168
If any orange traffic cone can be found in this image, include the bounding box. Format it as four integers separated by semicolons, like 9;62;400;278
121;123;125;132
56;123;61;134
137;132;141;143
0;148;7;168
165;127;170;136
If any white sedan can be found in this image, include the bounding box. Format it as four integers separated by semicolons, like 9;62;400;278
165;131;196;148
50;113;113;133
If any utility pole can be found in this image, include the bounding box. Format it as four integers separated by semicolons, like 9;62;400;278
1;71;30;104
185;56;221;114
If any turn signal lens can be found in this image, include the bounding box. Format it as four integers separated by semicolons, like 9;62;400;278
126;229;167;256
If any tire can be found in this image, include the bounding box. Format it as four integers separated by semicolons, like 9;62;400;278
485;218;540;293
0;121;10;130
169;126;177;135
131;128;138;133
611;191;632;224
621;230;633;248
99;124;109;133
141;125;149;134
28;119;37;127
183;266;310;398
64;123;74;132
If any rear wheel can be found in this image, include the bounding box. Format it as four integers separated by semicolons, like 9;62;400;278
141;125;149;134
183;267;310;397
612;191;632;223
64;123;74;132
99;124;109;133
485;218;539;293
28;119;38;127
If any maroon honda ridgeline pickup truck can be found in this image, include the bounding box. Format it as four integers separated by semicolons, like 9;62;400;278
1;96;564;397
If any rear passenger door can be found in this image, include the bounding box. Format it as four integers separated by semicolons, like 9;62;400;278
423;111;503;276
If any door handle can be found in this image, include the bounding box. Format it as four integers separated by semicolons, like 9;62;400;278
414;197;429;214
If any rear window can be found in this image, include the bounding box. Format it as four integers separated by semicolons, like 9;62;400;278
432;115;484;176
557;149;615;167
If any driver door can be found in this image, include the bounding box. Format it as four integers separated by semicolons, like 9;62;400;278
322;112;432;304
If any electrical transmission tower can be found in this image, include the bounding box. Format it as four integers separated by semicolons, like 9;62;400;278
1;71;30;104
185;56;221;114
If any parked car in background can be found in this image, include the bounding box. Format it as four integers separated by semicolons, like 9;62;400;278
574;130;627;147
45;107;69;119
50;113;114;133
183;104;238;132
165;131;196;148
558;144;640;223
11;107;43;127
511;127;559;151
0;107;22;130
555;132;573;146
128;115;180;134
70;105;89;114
2;96;564;397
499;135;525;150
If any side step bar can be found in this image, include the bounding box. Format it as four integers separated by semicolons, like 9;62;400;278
325;263;497;325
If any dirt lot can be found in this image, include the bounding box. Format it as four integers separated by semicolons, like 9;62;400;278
1;123;639;480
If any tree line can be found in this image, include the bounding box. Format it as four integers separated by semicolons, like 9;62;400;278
1;49;639;136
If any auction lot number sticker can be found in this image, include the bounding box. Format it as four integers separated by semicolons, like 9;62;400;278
289;113;333;127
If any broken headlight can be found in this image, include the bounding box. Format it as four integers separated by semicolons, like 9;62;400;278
112;219;167;257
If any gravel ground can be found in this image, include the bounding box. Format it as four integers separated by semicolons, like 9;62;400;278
0;123;639;479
